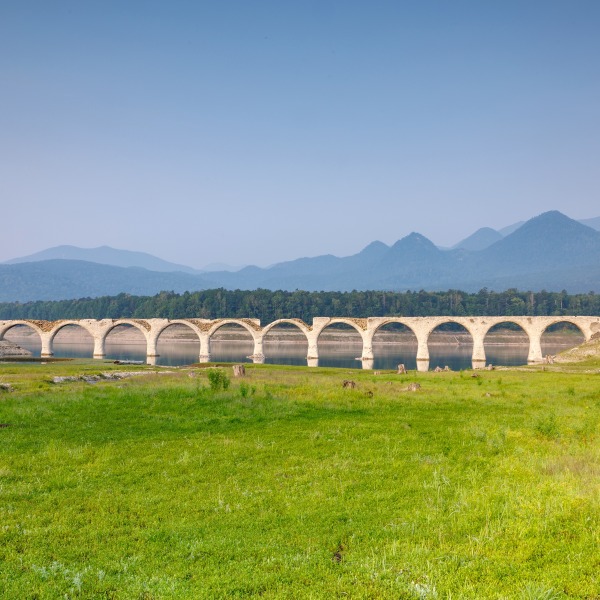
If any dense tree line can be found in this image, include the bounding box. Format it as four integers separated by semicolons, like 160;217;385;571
0;288;599;322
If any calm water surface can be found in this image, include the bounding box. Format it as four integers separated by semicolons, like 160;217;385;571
7;338;575;370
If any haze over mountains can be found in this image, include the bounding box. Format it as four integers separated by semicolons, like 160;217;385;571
1;211;600;302
5;245;242;274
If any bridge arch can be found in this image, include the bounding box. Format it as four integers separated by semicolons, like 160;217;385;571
262;318;311;340
153;319;203;343
1;320;48;355
427;319;474;370
152;320;202;364
541;317;586;337
0;320;46;341
207;319;261;340
540;319;585;358
262;319;310;364
369;319;419;369
104;319;152;341
48;320;95;343
483;320;530;367
48;321;95;359
311;319;367;367
369;317;419;340
316;318;367;341
206;319;259;363
101;320;151;360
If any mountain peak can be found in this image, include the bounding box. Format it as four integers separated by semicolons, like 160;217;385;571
481;210;600;272
392;232;438;248
453;227;502;251
5;245;201;274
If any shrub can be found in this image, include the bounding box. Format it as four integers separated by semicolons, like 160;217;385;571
207;369;230;391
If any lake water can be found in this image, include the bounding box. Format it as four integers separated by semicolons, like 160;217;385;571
3;337;576;370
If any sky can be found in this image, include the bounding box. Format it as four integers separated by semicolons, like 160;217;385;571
1;1;599;269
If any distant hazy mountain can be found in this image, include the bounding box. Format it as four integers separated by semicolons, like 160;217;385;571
208;211;600;293
453;215;600;251
498;221;526;237
0;260;216;302
580;216;600;231
452;227;503;251
1;211;599;302
4;245;202;274
201;262;245;272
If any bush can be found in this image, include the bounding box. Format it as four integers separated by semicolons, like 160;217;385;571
207;369;230;391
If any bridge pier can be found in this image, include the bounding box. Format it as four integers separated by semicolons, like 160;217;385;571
415;330;430;365
146;336;160;359
306;330;320;366
361;330;375;361
251;335;265;361
40;332;54;357
471;329;487;369
199;334;211;363
93;336;106;359
527;332;544;363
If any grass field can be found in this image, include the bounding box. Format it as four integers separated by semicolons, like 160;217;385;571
0;358;599;599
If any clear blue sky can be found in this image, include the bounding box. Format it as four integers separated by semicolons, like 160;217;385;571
1;1;599;268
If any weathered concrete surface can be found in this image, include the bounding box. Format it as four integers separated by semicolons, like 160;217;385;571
1;316;598;369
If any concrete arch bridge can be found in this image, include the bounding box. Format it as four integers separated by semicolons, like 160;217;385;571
1;316;598;370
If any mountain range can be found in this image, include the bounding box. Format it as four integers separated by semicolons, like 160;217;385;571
1;211;600;302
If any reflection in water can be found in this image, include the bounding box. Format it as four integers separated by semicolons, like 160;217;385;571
3;337;581;371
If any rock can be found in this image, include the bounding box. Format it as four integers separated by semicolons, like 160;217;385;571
486;364;495;370
342;380;356;389
232;364;246;377
434;366;443;372
397;364;407;374
0;383;14;392
407;383;421;392
0;340;32;357
444;366;451;371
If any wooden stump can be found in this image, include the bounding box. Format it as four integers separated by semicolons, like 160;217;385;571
232;364;246;377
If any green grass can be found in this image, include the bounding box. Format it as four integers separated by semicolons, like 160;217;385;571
0;360;599;598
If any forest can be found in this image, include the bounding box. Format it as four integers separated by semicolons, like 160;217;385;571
0;288;599;322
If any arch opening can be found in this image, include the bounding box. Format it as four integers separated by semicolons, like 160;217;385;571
263;322;308;366
541;322;585;358
2;324;42;357
317;322;363;369
428;322;474;371
105;324;147;362
372;322;418;370
484;322;529;367
52;324;94;359
209;323;254;364
156;323;200;366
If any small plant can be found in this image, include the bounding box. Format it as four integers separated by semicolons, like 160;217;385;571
535;413;560;439
519;583;562;600
207;369;230;391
